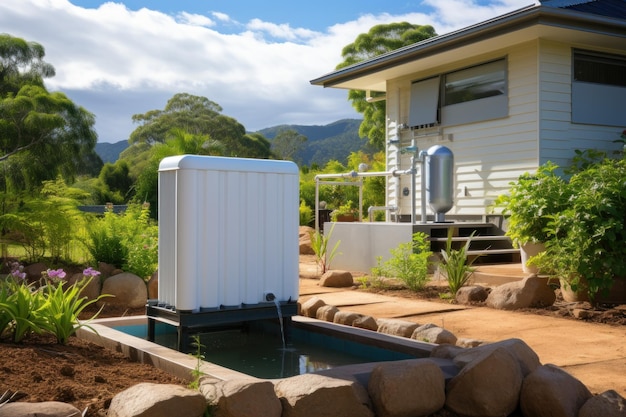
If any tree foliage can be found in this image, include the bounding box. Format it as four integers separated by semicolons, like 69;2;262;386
336;23;437;149
271;128;307;163
0;34;100;192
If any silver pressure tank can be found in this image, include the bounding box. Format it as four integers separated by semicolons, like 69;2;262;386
425;145;454;222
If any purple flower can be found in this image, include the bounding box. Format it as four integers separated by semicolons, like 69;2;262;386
10;269;26;281
46;268;66;280
82;267;101;277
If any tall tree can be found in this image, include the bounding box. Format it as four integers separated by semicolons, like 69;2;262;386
0;34;99;192
0;33;55;95
336;23;437;149
271;129;307;163
129;93;272;158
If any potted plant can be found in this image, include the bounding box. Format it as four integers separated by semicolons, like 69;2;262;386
533;157;626;304
331;200;359;222
494;162;570;273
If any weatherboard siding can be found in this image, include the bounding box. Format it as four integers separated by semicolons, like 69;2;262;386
385;42;540;218
538;40;623;168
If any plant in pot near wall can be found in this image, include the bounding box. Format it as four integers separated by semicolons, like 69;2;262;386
533;157;626;304
331;200;359;222
494;162;570;273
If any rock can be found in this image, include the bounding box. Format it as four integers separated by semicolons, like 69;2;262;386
411;323;457;345
456;338;485;348
520;364;593;417
353;315;379;331
0;401;82;417
67;272;101;301
23;262;47;283
368;359;445;417
455;285;489;304
315;305;339;322
299;297;326;318
275;373;374;417
203;378;281;417
100;272;148;309
319;270;353;287
98;261;117;278
147;270;158;299
430;344;467;359
299;226;315;255
453;338;540;377
108;382;207;417
446;347;523;417
333;310;363;326
486;275;556;310
376;319;419;338
579;390;626;417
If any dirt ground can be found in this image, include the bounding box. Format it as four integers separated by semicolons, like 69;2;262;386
1;257;624;416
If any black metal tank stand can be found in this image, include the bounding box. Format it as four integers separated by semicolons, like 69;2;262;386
146;300;298;352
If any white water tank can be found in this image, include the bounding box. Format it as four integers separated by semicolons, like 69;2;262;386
158;155;300;312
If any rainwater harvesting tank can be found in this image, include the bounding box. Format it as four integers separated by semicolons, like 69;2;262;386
158;155;300;312
425;145;454;222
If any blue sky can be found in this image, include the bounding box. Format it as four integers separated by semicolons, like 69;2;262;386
0;0;533;143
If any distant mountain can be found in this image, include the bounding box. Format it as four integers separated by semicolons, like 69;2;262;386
95;140;129;164
95;119;372;166
259;119;376;167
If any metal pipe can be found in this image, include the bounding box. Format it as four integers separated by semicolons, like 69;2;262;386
419;150;427;224
368;206;398;222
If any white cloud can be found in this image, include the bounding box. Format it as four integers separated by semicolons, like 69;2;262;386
0;0;531;142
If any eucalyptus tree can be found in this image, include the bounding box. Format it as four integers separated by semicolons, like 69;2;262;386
336;23;437;149
271;128;307;163
0;34;99;193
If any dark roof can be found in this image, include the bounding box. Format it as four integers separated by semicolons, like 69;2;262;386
561;0;626;19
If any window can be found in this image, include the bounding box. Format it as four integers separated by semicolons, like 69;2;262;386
444;59;506;106
572;50;626;126
408;58;508;129
573;50;626;87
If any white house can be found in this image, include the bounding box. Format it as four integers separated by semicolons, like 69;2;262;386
311;0;626;222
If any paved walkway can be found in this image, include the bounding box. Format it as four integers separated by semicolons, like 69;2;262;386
298;264;626;397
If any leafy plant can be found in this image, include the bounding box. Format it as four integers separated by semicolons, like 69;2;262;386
188;334;206;390
535;157;626;302
299;200;313;226
379;232;432;291
0;278;50;343
41;274;110;344
331;200;358;222
84;210;129;267
494;162;569;247
309;224;341;274
439;230;478;295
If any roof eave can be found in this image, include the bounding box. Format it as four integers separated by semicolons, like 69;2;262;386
310;4;626;89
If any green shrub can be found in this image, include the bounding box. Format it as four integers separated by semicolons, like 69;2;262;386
299;200;313;226
380;233;432;291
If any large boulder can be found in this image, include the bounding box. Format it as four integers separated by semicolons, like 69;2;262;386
299;226;315;255
368;359;445;417
333;310;363;326
0;401;82;417
446;347;523;417
68;272;101;302
319;270;353;287
299;297;326;318
486;275;556;310
520;364;592;417
202;378;281;417
411;323;457;345
108;383;207;417
376;319;419;338
275;373;374;417
452;338;540;377
579;390;626;417
316;305;339;322
100;272;148;309
455;285;489;304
